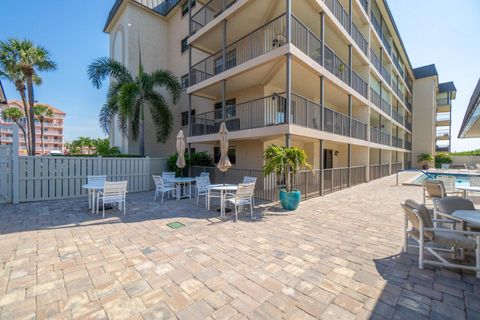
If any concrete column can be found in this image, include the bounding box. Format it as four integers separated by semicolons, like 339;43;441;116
349;0;353;34
221;80;226;121
320;139;324;196
320;76;324;131
188;4;193;172
320;12;325;66
348;144;352;187
222;20;227;72
348;95;353;137
348;45;352;86
286;134;291;148
286;0;291;42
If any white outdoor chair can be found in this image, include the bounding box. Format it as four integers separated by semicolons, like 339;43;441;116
243;176;257;205
152;175;176;203
195;176;210;208
435;197;477;231
402;199;480;278
96;181;128;218
87;175;106;208
203;176;221;210
224;183;255;221
470;176;480;187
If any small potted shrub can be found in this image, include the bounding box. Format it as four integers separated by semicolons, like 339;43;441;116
263;145;312;210
417;153;433;170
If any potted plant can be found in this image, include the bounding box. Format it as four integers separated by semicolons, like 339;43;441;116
263;145;312;210
417;153;433;170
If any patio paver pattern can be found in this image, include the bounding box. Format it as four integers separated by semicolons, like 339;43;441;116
0;173;479;320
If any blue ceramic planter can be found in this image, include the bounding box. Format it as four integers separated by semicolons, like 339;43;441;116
279;189;301;210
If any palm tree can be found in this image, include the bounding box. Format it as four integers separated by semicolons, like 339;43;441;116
0;38;57;155
1;107;29;153
33;104;53;155
88;57;181;156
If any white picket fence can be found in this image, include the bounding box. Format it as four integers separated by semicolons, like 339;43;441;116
17;156;168;202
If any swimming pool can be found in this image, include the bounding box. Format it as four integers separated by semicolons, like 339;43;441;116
412;172;474;187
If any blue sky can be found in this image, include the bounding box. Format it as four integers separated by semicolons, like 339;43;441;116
1;0;479;150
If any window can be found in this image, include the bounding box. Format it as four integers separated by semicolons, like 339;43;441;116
214;146;236;165
214;49;236;74
181;0;196;16
181;74;189;89
214;99;236;120
181;110;195;126
181;36;189;53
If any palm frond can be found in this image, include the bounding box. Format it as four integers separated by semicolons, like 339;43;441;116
150;70;182;104
130;101;141;140
146;92;173;143
87;57;132;89
117;82;139;119
99;82;122;134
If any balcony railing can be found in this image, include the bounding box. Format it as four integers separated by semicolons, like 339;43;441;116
406;100;412;112
351;71;368;98
405;141;412;150
380;97;392;116
380;65;391;85
436;98;451;106
370;127;390;146
324;45;350;85
392;109;404;125
324;0;350;33
370;49;381;72
369;163;390;180
405;120;412;131
391;162;403;174
191;92;368;141
351;23;368;56
370;87;381;109
190;14;287;85
359;0;368;15
190;0;238;33
436;146;450;152
392;136;403;148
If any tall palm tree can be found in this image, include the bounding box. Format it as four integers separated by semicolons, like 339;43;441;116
33;104;53;155
88;57;181;156
0;38;56;155
0;64;42;151
1;107;29;153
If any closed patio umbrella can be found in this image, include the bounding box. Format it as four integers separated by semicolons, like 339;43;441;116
176;130;186;176
217;122;232;174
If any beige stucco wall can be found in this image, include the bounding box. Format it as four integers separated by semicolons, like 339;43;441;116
412;77;436;168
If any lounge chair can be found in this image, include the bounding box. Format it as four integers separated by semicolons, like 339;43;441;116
402;199;480;278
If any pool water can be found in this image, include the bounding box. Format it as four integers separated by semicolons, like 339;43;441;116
413;172;472;187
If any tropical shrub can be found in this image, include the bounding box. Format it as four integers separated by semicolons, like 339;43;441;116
167;151;213;176
435;153;452;168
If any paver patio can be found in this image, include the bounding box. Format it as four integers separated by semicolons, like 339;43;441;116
0;172;479;320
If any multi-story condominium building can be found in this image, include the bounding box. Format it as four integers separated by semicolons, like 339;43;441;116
0;100;66;155
105;0;454;197
412;64;456;155
459;78;480;139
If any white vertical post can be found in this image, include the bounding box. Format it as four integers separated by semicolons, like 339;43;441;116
146;156;150;191
12;125;19;204
97;156;102;176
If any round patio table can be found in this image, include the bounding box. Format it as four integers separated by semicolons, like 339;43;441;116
207;184;238;217
165;177;195;200
456;185;480;198
452;210;480;230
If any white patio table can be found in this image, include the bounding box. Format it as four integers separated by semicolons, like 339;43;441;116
165;177;195;200
456;185;480;198
452;210;480;230
207;184;238;217
82;182;104;213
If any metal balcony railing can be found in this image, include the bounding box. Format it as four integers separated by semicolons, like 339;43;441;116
380;97;392;116
351;71;368;98
392;136;403;148
436;98;451;106
359;0;368;15
392;109;404;125
370;127;390;146
351;22;368;56
405;120;412;131
406;100;412;112
191;92;368;141
324;0;351;34
190;0;238;33
370;87;381;109
370;48;381;73
405;141;412;150
190;14;287;85
380;65;391;85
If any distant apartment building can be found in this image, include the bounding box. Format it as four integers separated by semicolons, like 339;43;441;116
459;78;480;139
0;100;66;155
104;0;454;194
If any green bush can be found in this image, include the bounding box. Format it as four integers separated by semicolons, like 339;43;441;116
435;153;452;168
450;149;480;156
167;151;213;176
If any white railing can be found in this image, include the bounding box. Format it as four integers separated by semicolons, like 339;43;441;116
17;156;168;202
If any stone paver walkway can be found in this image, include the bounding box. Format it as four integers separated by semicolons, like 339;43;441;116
0;172;479;320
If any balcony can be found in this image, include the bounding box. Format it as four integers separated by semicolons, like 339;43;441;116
405;120;412;131
436;146;450;152
370;127;390;146
392;109;404;125
380;97;391;116
324;0;368;56
190;14;287;86
405;141;412;150
370;11;391;56
436;130;450;140
190;0;238;33
359;0;368;15
436;98;451;106
392;136;403;148
190;92;368;141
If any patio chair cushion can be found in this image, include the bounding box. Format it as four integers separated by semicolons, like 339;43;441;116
403;199;434;240
436;197;475;215
432;231;477;250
